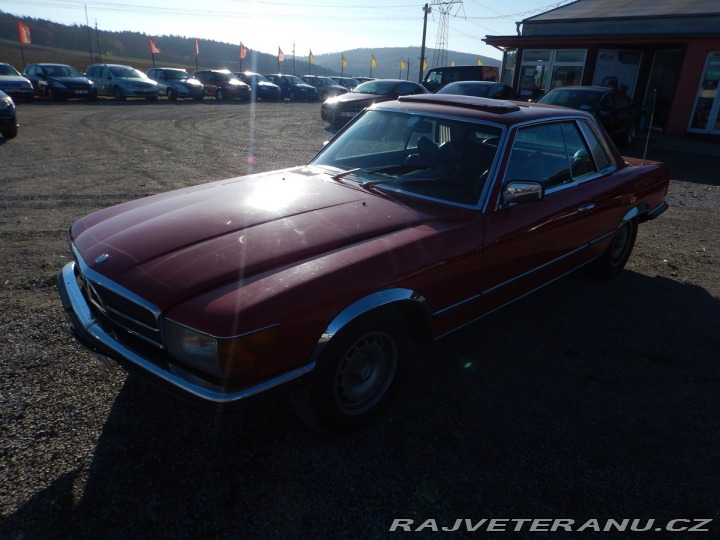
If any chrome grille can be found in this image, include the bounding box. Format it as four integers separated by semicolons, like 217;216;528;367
75;265;164;349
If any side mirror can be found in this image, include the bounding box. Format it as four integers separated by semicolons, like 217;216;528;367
502;181;544;205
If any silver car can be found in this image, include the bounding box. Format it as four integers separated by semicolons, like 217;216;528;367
0;63;34;102
85;64;159;101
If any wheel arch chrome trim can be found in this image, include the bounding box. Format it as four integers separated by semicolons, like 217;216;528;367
311;288;429;362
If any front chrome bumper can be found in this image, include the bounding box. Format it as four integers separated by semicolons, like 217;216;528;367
57;261;314;409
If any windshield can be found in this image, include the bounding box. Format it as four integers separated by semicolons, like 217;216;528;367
165;70;189;80
0;64;21;76
310;109;503;206
537;89;603;110
353;80;398;95
110;66;147;79
284;75;304;84
46;65;83;77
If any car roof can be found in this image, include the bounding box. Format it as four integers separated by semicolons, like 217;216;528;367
376;94;594;126
547;86;613;93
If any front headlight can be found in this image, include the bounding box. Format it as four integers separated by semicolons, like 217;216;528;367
0;97;14;110
165;320;280;382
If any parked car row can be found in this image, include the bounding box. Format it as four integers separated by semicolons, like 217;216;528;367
1;61;362;104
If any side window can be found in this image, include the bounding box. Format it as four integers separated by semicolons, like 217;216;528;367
86;67;95;77
578;120;614;172
505;121;597;189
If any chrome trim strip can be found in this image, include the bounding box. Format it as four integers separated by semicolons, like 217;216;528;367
434;230;614;317
59;261;315;404
436;256;597;339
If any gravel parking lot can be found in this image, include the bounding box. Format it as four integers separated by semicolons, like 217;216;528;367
1;99;719;539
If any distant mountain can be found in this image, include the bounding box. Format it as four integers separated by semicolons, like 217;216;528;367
314;48;500;81
0;10;499;79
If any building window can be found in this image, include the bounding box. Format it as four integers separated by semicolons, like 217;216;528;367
592;49;642;97
519;49;586;100
689;52;720;134
501;49;517;87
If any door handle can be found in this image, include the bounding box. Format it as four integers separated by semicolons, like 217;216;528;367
578;203;596;213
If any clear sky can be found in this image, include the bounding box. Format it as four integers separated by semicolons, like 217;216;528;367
2;0;572;60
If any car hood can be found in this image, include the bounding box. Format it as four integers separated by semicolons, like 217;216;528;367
329;92;392;107
0;75;31;84
117;77;156;85
293;83;316;91
50;76;91;84
70;167;432;310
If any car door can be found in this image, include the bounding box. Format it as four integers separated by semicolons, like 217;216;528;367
480;120;616;311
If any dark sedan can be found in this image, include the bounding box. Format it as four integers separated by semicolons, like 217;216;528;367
0;90;17;139
23;63;97;101
535;86;643;146
435;81;517;100
264;74;318;102
320;79;428;126
235;72;282;101
192;70;250;101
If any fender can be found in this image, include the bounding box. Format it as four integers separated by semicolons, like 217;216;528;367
311;288;429;362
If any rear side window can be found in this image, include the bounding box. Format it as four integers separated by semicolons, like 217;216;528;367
505;121;601;189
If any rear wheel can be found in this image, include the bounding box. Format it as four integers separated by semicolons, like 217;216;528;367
593;220;637;278
291;311;409;434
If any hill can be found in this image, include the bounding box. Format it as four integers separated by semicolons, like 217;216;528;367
0;10;499;79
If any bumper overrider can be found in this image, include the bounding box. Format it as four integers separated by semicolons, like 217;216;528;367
56;257;314;410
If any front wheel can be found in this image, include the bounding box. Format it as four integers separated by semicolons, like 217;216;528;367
215;89;224;101
291;312;409;434
113;87;125;101
620;123;638;147
167;88;176;101
1;124;18;139
593;220;637;278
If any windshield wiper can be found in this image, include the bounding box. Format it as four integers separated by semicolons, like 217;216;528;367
331;168;361;181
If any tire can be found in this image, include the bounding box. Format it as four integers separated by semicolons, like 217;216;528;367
47;87;56;101
593;220;637;278
291;311;409;434
167;88;176;101
216;89;224;101
289;91;298;102
113;87;125;101
1;124;18;139
620;123;638;147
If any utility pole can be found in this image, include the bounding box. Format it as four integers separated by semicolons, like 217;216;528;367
431;0;463;69
419;3;431;83
85;4;94;64
95;20;102;63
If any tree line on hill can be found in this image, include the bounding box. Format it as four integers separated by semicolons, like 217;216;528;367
1;10;499;80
